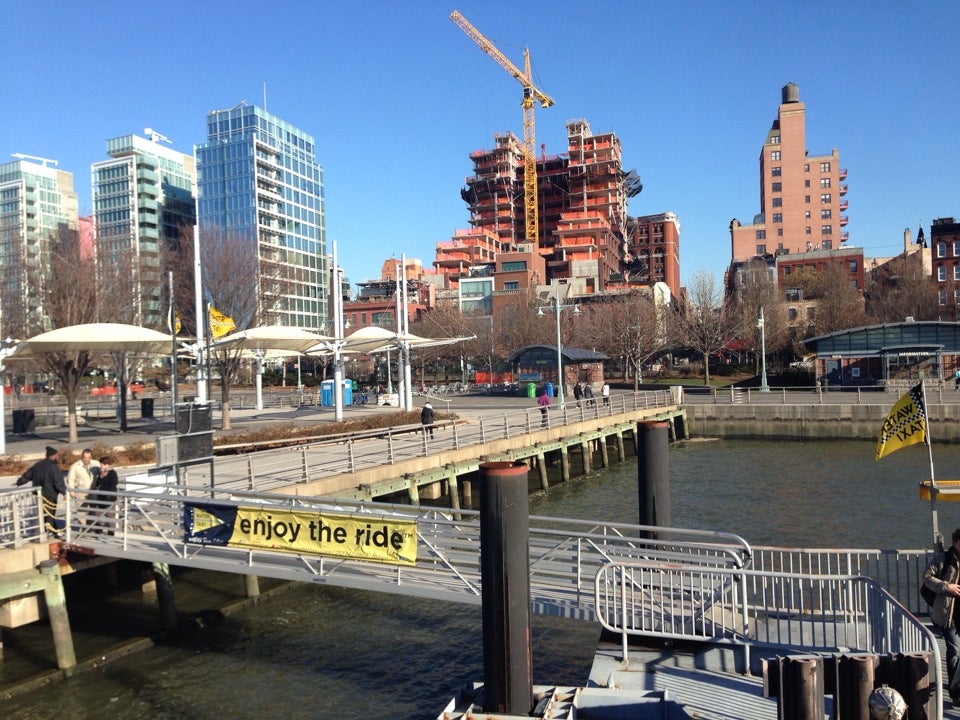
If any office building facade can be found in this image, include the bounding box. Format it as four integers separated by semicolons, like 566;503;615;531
92;132;196;328
0;156;78;337
196;103;327;329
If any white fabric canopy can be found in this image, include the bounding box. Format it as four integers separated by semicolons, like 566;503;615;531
308;326;473;355
8;323;176;357
207;325;333;354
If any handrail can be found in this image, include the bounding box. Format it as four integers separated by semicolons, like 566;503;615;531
594;560;942;712
0;487;48;548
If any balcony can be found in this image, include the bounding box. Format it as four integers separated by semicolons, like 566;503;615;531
839;184;848;196
839;200;848;211
841;232;849;242
840;216;849;226
839;168;848;180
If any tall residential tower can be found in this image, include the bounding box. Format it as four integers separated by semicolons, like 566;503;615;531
0;155;79;337
730;83;848;262
196;103;327;329
92;131;196;328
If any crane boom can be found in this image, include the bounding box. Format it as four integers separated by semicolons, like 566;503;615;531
450;10;554;247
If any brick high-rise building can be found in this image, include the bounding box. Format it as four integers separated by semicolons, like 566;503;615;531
730;83;848;263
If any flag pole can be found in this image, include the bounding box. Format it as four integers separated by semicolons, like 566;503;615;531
919;379;942;550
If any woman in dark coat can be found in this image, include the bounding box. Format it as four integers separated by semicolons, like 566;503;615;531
86;457;119;534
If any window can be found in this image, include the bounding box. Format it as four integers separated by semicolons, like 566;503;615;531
937;242;946;258
756;229;766;240
788;308;798;321
938;266;947;281
504;281;520;290
771;166;781;176
850;261;858;273
807;307;815;320
772;213;782;223
806;227;812;235
821;225;832;235
955;288;960;304
804;163;810;171
777;228;783;236
823;239;832;249
771;134;780;144
805;210;811;218
940;289;948;305
500;260;527;272
770;151;781;161
772;182;782;192
772;197;782;207
821;194;832;204
783;266;791;275
820;178;831;188
821;209;832;219
805;179;811;188
805;195;811;203
954;241;960;257
756;244;767;255
953;265;960;281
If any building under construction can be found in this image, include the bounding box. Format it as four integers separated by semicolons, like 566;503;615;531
445;118;679;298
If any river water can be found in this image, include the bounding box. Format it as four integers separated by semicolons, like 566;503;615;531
6;438;960;719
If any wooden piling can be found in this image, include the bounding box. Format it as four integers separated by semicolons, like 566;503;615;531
535;451;549;490
38;559;76;672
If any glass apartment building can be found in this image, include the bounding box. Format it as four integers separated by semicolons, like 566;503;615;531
0;157;78;336
196;103;327;328
92;133;196;328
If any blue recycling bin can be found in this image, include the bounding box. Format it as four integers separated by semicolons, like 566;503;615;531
545;382;554;398
342;379;353;406
320;379;335;406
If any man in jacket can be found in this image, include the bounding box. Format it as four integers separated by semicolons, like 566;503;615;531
16;446;66;535
67;448;98;499
924;527;960;705
420;402;435;439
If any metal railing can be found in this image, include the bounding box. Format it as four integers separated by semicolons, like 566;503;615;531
181;389;676;492
0;487;46;548
594;560;942;711
681;382;960;406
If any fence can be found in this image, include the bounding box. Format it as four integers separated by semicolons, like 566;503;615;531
594;560;941;710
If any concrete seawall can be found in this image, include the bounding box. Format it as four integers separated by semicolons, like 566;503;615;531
684;403;960;442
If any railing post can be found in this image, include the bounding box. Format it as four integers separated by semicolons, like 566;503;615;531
480;417;487;444
347;439;356;472
247;454;255;492
503;413;509;440
452;422;460;450
387;431;395;464
301;446;309;482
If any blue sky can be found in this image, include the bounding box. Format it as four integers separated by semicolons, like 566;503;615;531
2;1;957;290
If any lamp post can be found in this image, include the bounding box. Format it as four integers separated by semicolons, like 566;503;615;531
757;307;770;393
538;294;579;409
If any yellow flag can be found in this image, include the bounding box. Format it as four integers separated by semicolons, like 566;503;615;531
875;382;926;460
167;308;182;335
209;305;236;339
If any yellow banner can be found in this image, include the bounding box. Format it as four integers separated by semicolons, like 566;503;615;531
184;503;418;566
209;305;236;339
875;382;926;460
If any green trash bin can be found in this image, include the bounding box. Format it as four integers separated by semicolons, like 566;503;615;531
526;382;536;398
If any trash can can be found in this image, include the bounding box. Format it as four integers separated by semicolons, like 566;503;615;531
526;382;536;398
141;397;154;419
12;408;35;434
545;382;554;398
320;380;335;406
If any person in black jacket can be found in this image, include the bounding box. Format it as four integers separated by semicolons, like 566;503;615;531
16;446;65;535
420;402;435;439
924;527;960;705
85;456;119;534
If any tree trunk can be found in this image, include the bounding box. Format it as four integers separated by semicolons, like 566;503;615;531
702;352;711;385
220;384;231;430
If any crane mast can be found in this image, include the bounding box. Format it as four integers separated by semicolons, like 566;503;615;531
450;10;554;247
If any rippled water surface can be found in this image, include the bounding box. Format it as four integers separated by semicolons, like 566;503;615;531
7;439;960;719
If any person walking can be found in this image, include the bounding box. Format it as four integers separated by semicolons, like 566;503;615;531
924;528;960;706
602;382;610;407
537;388;550;427
573;382;583;407
420;401;435;439
583;384;595;407
67;448;99;501
16;446;66;536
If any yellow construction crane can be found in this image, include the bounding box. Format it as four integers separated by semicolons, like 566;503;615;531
450;10;554;247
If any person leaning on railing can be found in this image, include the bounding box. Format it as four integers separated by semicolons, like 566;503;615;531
924;527;960;707
15;446;65;536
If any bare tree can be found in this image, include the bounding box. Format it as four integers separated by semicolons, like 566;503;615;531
675;270;741;384
866;254;939;323
582;291;670;389
733;259;791;372
810;263;867;335
37;231;99;442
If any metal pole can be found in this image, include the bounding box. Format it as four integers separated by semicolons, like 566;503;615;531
759;306;770;393
555;295;565;409
402;253;413;412
169;272;178;416
332;242;344;422
193;215;207;404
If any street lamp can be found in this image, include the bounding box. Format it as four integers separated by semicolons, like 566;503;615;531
0;336;19;456
757;307;770;393
538;294;580;409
